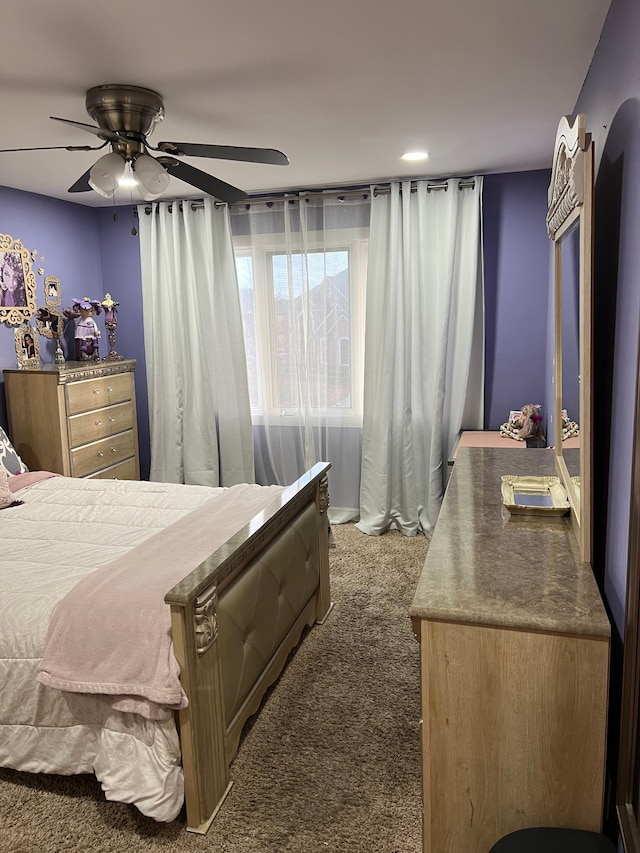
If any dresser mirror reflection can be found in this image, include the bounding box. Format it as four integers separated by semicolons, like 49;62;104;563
547;113;594;563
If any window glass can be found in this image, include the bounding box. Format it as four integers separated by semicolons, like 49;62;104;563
234;234;366;422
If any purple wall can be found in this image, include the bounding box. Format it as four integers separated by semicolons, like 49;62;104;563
0;178;552;484
570;0;640;838
482;170;552;432
95;207;150;479
574;0;640;636
0;186;102;420
0;190;151;477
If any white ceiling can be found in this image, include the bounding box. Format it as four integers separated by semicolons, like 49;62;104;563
0;0;611;208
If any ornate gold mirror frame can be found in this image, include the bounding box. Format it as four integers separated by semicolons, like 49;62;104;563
0;234;37;325
547;114;594;563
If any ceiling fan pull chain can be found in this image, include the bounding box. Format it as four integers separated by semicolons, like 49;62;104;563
130;188;138;236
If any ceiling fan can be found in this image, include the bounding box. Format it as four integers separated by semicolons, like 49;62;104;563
0;84;289;203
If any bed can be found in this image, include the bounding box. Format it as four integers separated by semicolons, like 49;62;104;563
0;437;331;835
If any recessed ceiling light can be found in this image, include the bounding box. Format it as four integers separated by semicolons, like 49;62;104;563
402;151;429;161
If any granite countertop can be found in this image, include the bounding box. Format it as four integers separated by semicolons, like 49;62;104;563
409;447;610;639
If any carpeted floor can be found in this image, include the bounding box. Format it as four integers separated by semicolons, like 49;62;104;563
0;522;428;853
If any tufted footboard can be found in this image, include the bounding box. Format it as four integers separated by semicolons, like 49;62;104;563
165;462;331;834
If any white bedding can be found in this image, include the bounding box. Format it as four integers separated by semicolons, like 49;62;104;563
0;475;242;822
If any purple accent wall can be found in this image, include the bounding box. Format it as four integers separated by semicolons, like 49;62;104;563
574;0;640;637
0;186;102;421
569;0;640;838
95;207;150;479
0;190;151;477
0;178;553;484
482;170;552;432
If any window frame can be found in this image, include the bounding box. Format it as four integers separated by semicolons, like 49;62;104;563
233;226;367;426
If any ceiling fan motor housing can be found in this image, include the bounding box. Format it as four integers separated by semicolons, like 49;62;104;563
85;84;165;158
85;84;164;135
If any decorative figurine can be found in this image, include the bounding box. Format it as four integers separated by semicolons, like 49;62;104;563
36;306;67;365
101;293;123;361
63;297;102;361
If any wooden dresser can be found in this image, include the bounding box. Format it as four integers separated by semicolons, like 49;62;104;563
3;359;140;480
409;447;610;853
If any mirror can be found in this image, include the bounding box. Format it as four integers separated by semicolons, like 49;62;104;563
501;475;570;517
561;221;581;480
547;114;594;563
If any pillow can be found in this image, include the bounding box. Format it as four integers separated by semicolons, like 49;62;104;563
0;468;23;509
0;425;29;474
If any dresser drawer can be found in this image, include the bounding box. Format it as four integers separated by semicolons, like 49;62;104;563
70;430;136;478
66;372;133;416
86;457;139;480
68;401;134;448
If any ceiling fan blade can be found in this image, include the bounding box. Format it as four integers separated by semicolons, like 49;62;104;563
159;157;248;203
68;168;93;193
156;141;289;166
50;116;123;144
0;143;103;153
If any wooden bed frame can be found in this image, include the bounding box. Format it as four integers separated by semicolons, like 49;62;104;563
165;461;332;834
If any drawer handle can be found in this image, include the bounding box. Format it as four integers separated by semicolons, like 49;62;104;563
111;446;117;453
98;451;104;458
108;417;115;423
93;388;100;395
106;386;113;392
95;419;102;426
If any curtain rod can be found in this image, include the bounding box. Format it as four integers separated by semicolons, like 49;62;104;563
140;178;476;215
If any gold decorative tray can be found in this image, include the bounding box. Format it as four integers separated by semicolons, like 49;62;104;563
501;475;570;517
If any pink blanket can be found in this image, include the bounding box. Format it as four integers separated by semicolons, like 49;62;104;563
9;471;59;492
37;483;285;720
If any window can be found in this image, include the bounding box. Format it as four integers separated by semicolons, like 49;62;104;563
233;227;367;423
339;337;350;366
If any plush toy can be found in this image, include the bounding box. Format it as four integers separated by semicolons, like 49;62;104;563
63;297;102;361
500;404;545;444
516;403;545;442
561;409;580;441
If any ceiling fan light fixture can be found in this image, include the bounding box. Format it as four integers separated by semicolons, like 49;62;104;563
88;151;126;198
134;153;170;200
118;161;137;188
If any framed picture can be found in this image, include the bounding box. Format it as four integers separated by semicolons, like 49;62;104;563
14;325;40;367
35;305;64;339
44;275;61;307
0;234;37;325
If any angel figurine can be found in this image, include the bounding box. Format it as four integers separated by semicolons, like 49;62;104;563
63;297;102;361
101;292;123;361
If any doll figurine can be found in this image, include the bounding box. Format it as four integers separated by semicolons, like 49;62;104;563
64;297;102;361
101;292;123;361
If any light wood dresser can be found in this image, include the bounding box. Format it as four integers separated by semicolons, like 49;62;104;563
409;447;610;853
3;359;140;480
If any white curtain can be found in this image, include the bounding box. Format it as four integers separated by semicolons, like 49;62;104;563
229;195;370;521
138;198;254;486
357;179;484;538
